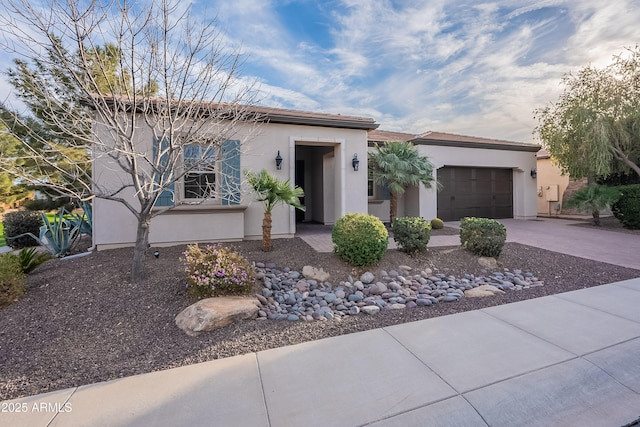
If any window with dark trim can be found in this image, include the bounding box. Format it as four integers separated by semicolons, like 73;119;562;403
184;144;217;199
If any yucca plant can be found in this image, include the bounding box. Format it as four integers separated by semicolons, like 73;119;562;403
17;247;51;273
245;169;304;252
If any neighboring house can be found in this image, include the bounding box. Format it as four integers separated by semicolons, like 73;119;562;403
91;104;539;249
535;148;587;217
368;130;540;222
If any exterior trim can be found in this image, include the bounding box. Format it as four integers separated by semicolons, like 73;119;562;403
264;114;378;130
412;138;540;152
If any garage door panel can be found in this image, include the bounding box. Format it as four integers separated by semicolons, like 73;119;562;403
437;167;513;221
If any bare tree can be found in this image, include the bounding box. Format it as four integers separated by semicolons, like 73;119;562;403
0;0;259;281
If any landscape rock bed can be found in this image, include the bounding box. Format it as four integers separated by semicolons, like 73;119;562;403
1;237;639;402
255;263;544;321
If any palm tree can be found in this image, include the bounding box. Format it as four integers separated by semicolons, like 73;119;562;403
245;169;305;252
565;183;621;226
368;141;438;224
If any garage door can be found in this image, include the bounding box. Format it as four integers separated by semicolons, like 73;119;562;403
437;167;513;221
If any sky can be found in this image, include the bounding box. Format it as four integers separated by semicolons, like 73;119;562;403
1;0;639;143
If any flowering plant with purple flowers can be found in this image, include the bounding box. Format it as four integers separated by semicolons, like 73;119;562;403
183;244;255;298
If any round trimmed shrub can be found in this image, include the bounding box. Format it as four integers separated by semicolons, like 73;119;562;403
0;253;26;307
430;217;445;230
459;217;506;258
393;217;431;254
3;210;42;249
183;244;256;298
332;213;388;266
611;184;640;230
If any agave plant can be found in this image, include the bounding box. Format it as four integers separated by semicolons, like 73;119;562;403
245;169;304;252
7;204;92;257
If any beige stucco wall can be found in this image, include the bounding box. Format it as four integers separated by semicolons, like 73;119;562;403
536;157;570;216
92;116;369;249
399;144;538;221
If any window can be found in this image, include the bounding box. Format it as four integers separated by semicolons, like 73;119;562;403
184;144;217;199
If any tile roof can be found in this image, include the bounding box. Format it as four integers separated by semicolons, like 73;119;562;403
369;129;540;152
87;96;379;130
251;105;379;130
367;129;416;142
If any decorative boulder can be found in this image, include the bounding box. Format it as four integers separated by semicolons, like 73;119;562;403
302;266;330;282
464;285;506;298
176;297;261;336
478;257;498;269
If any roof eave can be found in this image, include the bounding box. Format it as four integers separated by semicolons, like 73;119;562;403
265;113;379;130
412;138;541;152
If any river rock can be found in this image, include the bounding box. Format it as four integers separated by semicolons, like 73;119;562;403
302;266;330;282
361;305;380;315
360;272;375;284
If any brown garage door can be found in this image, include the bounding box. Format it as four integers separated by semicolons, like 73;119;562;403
437;167;513;221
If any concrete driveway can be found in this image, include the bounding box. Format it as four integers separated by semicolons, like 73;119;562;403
299;217;640;271
461;218;640;271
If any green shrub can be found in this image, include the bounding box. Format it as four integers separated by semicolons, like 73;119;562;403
17;247;51;274
183;244;255;298
611;184;640;230
0;253;26;307
393;217;431;254
430;217;445;229
459;217;507;258
332;213;388;266
23;197;74;212
3;211;42;249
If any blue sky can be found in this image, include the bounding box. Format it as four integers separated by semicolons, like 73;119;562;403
1;0;639;143
209;0;640;143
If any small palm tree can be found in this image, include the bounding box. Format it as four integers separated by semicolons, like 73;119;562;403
245;169;305;252
565;184;621;225
368;141;438;224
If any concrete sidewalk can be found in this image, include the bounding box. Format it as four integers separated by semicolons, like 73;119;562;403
3;278;640;427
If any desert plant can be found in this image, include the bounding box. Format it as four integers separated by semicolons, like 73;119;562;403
0;253;26;307
17;247;51;274
459;217;507;258
332;213;388;266
430;217;445;229
368;141;438;224
565;184;621;226
9;206;90;257
183;244;256;299
611;184;640;229
245;169;304;252
3;210;42;248
392;217;431;254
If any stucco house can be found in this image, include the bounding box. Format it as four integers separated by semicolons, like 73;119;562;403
91;104;539;250
368;130;540;222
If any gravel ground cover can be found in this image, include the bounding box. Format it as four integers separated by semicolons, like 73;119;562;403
1;225;639;401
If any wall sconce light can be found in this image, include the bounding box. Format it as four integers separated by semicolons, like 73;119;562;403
352;154;360;171
275;150;283;170
530;168;537;178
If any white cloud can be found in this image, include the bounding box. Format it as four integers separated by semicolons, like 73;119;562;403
1;0;639;145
